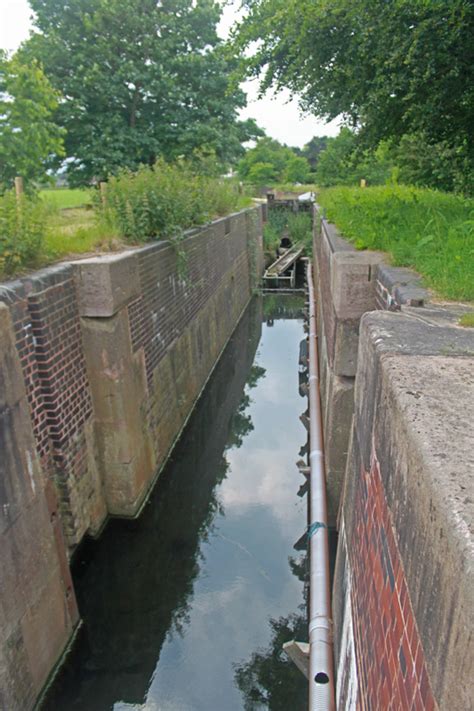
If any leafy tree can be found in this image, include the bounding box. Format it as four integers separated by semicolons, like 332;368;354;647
283;155;310;183
22;0;261;185
234;0;474;190
301;136;328;171
0;52;65;190
238;136;310;185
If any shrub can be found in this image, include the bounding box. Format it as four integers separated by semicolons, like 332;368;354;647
100;159;249;242
0;190;48;274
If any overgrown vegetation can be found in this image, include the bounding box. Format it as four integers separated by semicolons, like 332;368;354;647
0;190;48;274
263;209;312;255
0;161;253;278
318;185;474;301
238;137;312;186
100;160;250;242
234;0;474;195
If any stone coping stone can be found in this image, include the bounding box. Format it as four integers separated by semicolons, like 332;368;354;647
361;308;474;358
377;263;429;307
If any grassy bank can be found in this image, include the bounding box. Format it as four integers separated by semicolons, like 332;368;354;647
1;166;253;278
39;187;92;209
318;185;474;301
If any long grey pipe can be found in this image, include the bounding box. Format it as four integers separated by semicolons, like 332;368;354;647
307;262;336;710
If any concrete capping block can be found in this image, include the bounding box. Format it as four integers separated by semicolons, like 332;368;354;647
331;251;385;319
73;251;140;317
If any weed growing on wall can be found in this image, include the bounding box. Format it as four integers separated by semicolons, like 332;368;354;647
0;191;48;274
318;185;474;301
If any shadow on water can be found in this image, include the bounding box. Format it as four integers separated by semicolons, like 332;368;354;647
42;294;309;711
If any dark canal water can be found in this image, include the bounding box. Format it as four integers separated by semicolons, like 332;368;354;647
42;294;309;711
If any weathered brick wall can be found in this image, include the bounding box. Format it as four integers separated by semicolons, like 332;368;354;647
0;269;105;550
332;311;474;710
0;205;263;711
312;209;384;524
313;210;473;709
0;303;79;711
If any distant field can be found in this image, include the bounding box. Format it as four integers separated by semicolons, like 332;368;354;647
318;185;474;302
40;187;93;209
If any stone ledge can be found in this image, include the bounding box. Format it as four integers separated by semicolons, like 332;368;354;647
73;251;140;317
356;310;474;708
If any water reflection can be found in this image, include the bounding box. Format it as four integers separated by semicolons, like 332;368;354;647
42;295;308;711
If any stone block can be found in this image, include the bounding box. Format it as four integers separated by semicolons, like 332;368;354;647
341;309;474;710
330;250;384;319
80;309;156;515
74;251;140;317
323;371;355;526
332;316;360;377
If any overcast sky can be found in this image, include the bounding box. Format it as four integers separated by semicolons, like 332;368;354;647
0;0;340;147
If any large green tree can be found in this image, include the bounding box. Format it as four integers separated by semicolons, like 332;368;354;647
234;0;474;183
238;136;310;185
22;0;260;184
0;52;64;190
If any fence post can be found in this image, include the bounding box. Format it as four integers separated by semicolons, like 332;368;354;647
14;176;24;200
99;181;108;207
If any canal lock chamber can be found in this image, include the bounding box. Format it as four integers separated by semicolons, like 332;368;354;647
40;288;337;711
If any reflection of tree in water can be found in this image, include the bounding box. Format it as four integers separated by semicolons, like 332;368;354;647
263;294;304;321
226;364;266;450
234;539;309;711
234;610;308;711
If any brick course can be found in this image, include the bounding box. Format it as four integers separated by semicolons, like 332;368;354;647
349;452;437;710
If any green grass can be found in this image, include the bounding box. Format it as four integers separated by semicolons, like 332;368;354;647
43;207;123;260
318;185;474;301
459;312;474;327
39;187;93;209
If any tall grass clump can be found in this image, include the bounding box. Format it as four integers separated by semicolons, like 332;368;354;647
287;212;312;252
263;209;288;252
100;160;250;242
0;190;48;275
263;208;313;254
318;185;474;301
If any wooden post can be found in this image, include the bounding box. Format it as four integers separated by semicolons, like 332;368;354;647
99;181;108;207
14;176;24;200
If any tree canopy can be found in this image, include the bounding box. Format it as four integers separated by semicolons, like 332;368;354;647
237;137;310;185
22;0;261;184
0;52;64;190
233;0;474;189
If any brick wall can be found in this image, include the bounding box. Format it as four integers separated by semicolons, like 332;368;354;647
348;453;436;710
0;269;105;549
313;210;473;709
0;206;262;551
0;206;263;711
333;311;474;711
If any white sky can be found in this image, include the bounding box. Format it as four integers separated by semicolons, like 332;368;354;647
0;0;340;147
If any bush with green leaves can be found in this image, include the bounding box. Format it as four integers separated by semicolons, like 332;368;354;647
0;190;48;274
100;160;249;242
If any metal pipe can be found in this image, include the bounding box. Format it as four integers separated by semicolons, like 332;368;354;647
306;262;336;710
